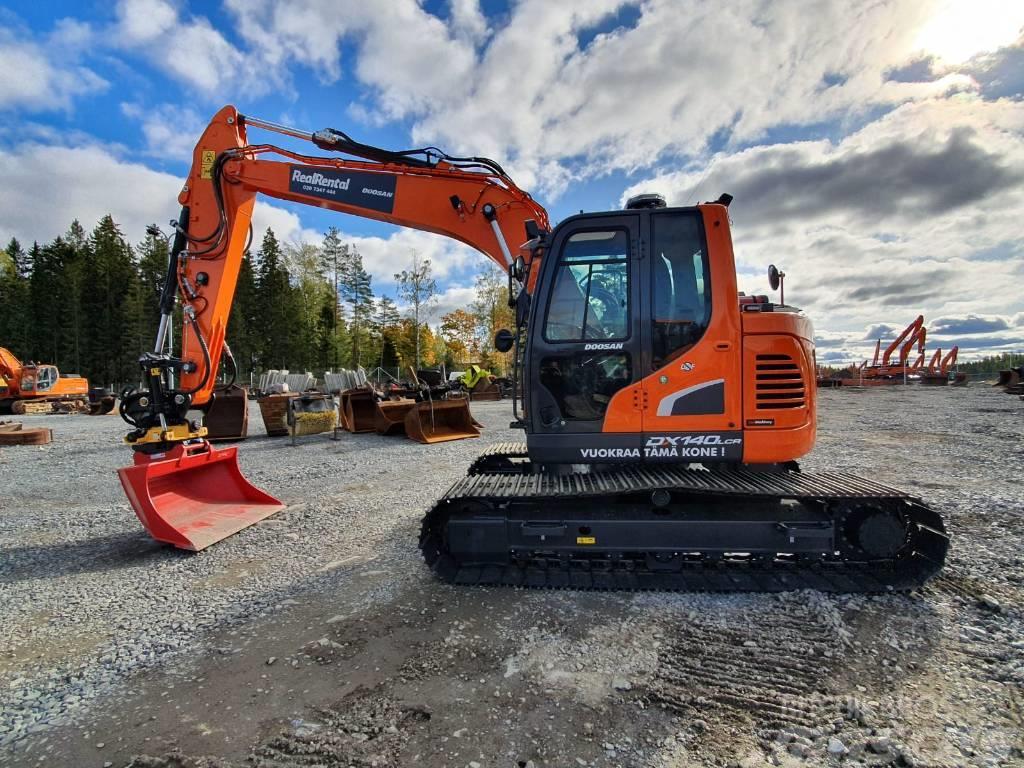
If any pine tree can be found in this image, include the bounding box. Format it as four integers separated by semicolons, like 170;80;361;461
0;239;31;357
228;252;260;380
29;237;80;368
339;245;374;368
254;229;294;370
81;216;138;385
136;227;171;333
394;251;437;370
318;228;346;369
372;296;400;370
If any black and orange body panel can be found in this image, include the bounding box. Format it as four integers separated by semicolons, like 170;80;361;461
522;203;815;466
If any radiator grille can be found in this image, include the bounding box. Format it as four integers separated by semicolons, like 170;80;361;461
754;354;805;409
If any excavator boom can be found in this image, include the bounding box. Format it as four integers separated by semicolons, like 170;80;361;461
169;106;548;409
119;107;550;550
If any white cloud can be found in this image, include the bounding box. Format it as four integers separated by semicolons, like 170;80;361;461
0;142;180;245
113;0;263;95
425;283;478;323
0;31;107;111
449;0;490;46
120;102;207;162
619;95;1024;355
224;0;478;119
332;228;482;290
405;0;990;194
202;0;1014;200
114;0;178;44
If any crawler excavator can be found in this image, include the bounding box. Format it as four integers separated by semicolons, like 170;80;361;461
117;106;948;589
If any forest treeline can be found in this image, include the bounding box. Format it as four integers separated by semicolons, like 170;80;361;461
0;216;513;388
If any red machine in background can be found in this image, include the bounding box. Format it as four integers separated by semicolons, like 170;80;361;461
920;346;960;386
861;316;926;385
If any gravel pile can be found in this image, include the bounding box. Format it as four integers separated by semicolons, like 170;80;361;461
0;401;508;746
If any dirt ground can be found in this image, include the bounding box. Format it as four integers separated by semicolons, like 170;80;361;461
1;386;1022;768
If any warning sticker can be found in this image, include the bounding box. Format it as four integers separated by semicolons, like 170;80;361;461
200;150;216;180
576;536;596;545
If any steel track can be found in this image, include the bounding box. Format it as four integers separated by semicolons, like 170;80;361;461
421;446;949;593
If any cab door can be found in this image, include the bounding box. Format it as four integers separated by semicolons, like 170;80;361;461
525;214;643;462
639;208;744;462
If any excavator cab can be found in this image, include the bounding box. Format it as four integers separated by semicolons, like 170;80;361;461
521;199;757;465
38;365;59;391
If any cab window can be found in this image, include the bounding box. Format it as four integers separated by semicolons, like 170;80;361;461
651;213;711;365
544;230;629;342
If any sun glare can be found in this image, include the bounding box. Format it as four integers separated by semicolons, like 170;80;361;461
914;0;1024;64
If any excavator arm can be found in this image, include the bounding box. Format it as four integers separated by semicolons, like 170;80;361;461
118;106;550;551
882;315;924;367
940;346;959;374
154;106;549;413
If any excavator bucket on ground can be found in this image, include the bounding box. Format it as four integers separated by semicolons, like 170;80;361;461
469;378;502;401
340;388;377;433
404;398;480;444
118;441;284;551
204;385;249;441
374;398;417;436
994;369;1019;388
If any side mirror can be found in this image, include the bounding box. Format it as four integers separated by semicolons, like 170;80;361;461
511;255;526;282
494;328;515;353
768;264;780;291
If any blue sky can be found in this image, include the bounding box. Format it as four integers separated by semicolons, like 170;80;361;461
1;0;1022;362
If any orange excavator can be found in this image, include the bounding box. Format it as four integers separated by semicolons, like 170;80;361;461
117;106;947;590
921;346;959;386
0;347;114;415
862;316;926;385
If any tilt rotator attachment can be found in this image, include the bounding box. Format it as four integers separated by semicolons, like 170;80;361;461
118;352;283;552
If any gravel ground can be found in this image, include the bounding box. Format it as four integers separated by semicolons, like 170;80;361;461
0;386;1022;767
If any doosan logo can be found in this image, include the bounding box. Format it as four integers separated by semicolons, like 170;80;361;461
292;169;350;190
584;342;624;351
362;187;394;198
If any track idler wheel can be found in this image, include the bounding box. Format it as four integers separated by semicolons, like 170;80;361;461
840;503;909;559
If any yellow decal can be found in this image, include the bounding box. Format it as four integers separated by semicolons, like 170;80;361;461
150;368;161;376
200;150;216;180
576;536;596;545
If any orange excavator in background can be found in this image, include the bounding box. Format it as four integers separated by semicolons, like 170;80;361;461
921;346;960;386
861;316;926;385
0;347;114;415
117;106;947;590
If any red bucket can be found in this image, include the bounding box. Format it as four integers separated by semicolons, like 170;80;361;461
118;441;284;551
